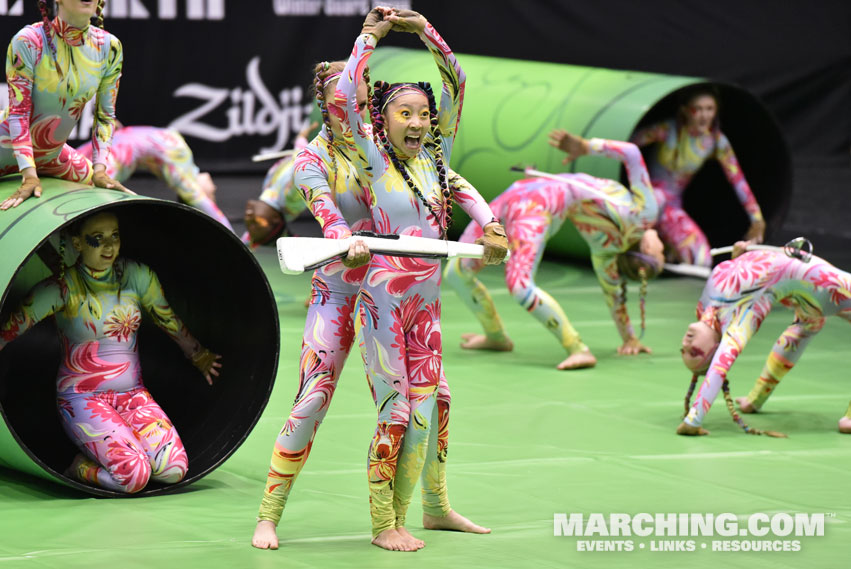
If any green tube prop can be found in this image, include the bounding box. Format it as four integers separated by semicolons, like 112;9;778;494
0;178;278;496
368;48;791;257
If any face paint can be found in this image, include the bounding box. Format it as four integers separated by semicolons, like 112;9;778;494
84;233;120;248
383;92;430;159
75;213;121;272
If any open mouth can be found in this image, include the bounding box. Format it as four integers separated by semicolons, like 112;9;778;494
404;135;421;151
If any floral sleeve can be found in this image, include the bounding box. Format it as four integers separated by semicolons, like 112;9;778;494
5;27;41;171
629;120;670;148
293;140;353;239
133;261;201;359
715;132;763;223
336;33;386;184
91;34;123;166
419;23;465;142
588;138;658;226
447;169;497;229
0;278;64;350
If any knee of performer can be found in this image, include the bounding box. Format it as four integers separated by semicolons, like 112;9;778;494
115;455;153;494
151;464;187;485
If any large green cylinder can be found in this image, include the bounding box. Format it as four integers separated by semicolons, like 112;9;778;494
368;48;791;257
0;178;278;496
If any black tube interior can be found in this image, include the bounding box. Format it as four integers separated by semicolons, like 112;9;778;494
0;201;278;496
630;82;792;248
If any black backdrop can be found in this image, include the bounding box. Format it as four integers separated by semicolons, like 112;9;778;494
1;0;849;172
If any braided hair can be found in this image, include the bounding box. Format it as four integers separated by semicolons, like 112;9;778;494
95;0;105;29
721;380;786;437
312;61;345;198
37;0;64;79
370;81;451;238
616;247;662;339
311;60;372;200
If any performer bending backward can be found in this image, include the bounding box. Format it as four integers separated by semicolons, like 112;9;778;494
77;125;234;231
243;122;317;247
0;211;221;492
446;131;664;367
1;0;126;210
337;8;507;551
630;86;765;267
678;241;851;436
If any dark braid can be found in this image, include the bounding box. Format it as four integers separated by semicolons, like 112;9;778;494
420;81;452;235
37;0;64;79
721;380;786;438
58;233;67;280
95;0;105;29
371;81;451;238
370;81;433;220
363;65;374;120
683;374;698;418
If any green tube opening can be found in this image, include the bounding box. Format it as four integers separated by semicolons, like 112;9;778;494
0;179;278;496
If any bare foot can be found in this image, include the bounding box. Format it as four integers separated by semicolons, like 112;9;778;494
396;526;425;549
736;396;757;414
676;422;710;436
372;528;416;552
839;417;851;434
423;510;491;534
556;350;597;370
251;520;279;550
460;333;514;351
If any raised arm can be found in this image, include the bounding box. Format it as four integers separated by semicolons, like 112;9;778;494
0;278;64;350
385;10;465;143
629;120;672;148
587;138;658;225
714;132;765;240
335;10;394;181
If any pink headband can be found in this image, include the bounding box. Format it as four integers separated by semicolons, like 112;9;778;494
320;72;342;90
380;84;427;112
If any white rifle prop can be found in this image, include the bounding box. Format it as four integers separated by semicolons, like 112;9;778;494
276;233;508;275
664;238;813;280
251;149;296;163
509;165;632;206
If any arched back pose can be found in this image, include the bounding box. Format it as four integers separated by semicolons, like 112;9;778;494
76;125;234;231
446;132;664;367
678;241;851;436
243;122;317;247
336;9;507;551
1;0;126;210
0;211;221;492
630;86;765;267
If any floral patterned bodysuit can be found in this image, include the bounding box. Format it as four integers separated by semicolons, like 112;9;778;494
631;119;762;267
446;139;658;352
684;250;851;427
0;260;203;493
0;17;121;183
